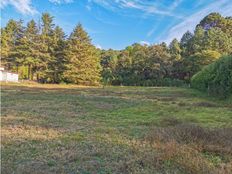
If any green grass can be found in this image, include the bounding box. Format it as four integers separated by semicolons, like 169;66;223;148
1;83;232;173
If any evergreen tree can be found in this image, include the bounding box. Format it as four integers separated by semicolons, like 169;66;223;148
180;31;193;56
64;24;101;85
169;38;181;61
49;26;66;83
0;28;10;67
1;19;23;71
22;20;40;80
37;13;55;82
8;20;25;74
1;12;231;86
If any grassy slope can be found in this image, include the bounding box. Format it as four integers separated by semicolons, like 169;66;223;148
1;83;232;174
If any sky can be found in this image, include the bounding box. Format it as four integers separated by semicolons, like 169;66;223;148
1;0;232;50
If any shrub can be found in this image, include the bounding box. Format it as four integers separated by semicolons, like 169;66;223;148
191;55;232;98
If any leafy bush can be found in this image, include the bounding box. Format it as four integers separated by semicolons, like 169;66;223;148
191;55;232;98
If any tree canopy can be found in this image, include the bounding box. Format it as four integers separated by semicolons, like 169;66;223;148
1;12;231;87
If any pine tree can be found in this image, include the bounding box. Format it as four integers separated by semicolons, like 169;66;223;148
8;20;25;74
1;19;23;71
0;28;10;67
180;31;193;57
169;38;181;61
37;13;55;82
24;20;40;80
49;26;66;83
64;24;101;85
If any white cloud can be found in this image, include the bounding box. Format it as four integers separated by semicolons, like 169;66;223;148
90;0;182;17
169;0;183;10
49;0;73;4
146;0;183;37
140;41;150;45
162;0;232;44
95;44;102;49
0;0;37;15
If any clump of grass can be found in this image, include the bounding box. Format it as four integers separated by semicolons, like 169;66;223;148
143;123;232;173
193;102;218;107
146;124;232;155
178;101;187;107
159;117;183;126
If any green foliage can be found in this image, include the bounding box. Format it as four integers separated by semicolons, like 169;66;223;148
100;43;176;86
1;12;231;87
183;50;221;81
169;38;181;61
191;55;232;98
190;13;232;55
99;13;232;86
1;13;101;85
180;30;194;57
64;24;101;85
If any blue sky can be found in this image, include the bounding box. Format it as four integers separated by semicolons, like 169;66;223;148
1;0;232;50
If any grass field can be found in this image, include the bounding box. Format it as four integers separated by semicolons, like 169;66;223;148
1;83;232;174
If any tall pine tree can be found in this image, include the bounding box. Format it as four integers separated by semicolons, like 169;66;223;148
24;20;40;80
37;13;55;82
64;24;101;85
49;26;66;83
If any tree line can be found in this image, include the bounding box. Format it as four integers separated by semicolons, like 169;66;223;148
1;13;101;85
1;12;232;86
101;13;232;86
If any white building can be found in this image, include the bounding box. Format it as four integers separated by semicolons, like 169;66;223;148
0;67;19;82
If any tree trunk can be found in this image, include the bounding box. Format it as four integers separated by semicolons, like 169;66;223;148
37;73;39;82
31;72;34;81
28;64;31;80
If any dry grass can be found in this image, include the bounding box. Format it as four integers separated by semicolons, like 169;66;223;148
143;123;232;173
1;83;232;173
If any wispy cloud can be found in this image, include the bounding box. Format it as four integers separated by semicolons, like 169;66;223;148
162;0;232;44
49;0;73;4
140;40;150;45
169;0;183;10
146;0;183;37
90;0;183;17
0;0;37;15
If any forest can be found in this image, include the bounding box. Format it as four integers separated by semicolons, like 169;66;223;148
1;12;232;97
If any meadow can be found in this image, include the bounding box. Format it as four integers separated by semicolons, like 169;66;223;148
1;83;232;174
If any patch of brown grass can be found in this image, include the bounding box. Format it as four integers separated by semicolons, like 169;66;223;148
142;124;232;173
1;125;61;144
147;124;232;154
